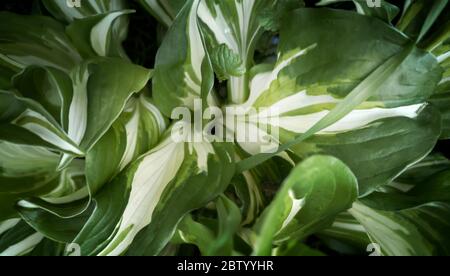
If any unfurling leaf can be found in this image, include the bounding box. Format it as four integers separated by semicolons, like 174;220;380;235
210;44;246;81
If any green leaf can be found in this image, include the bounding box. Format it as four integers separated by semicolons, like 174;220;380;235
252;155;358;256
360;154;450;211
0;220;44;256
319;212;371;252
397;153;450;183
153;0;208;117
431;40;450;139
66;10;134;58
119;141;235;256
26;238;65;256
0;92;24;123
361;171;450;211
42;0;128;23
115;95;168;165
17;204;93;243
198;0;276;104
173;215;214;251
273;240;326;256
397;0;449;44
72;170;131;256
174;214;216;255
2;57;151;159
12;66;73;128
0;142;59;179
85;95;166;195
0;196;19;222
259;0;305;32
85;122;127;195
280;104;442;195
349;201;450;256
68;57;152;152
0;88;83;156
232;170;265;226
138;0;186;27
0;65;15;89
317;0;400;23
11;159;88;219
235;8;442;195
0;124;59;151
71;136;192;255
0;12;81;73
206;195;242;256
0;142;67;220
210;44;245;81
175;196;244;256
43;0;131;58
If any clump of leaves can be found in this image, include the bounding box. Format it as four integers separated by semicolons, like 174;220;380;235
1;0;449;256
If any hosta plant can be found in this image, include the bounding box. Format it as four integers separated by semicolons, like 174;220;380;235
0;0;449;256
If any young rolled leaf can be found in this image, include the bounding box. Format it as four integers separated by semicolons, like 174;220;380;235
173;214;216;255
175;195;242;256
206;195;242;256
66;10;134;58
252;155;358;256
42;0;132;59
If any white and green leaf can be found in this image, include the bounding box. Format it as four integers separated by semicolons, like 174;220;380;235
235;8;442;194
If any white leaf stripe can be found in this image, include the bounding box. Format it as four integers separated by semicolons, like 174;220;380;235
119;103;141;170
197;0;267;104
437;51;450;63
349;202;425;256
158;0;205;109
91;10;134;56
233;45;427;157
0;233;44;256
0;142;58;176
244;45;317;110
280;190;305;230
68;65;89;146
188;0;205;83
119;96;167;170
188;141;214;172
269;104;423;134
0;219;21;236
139;96;167;134
100;139;185;256
15;110;83;155
198;0;257;59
